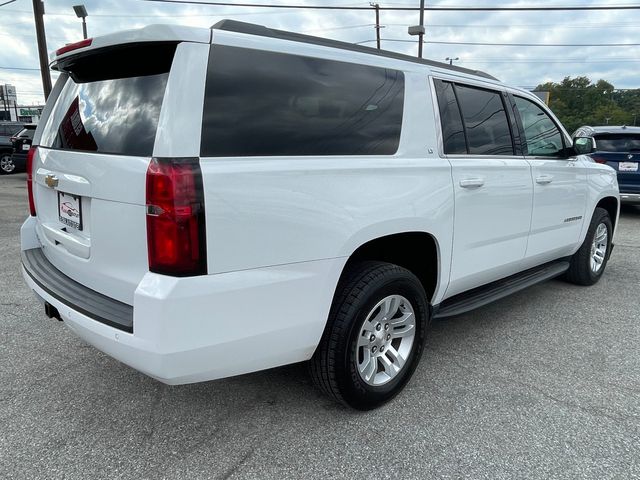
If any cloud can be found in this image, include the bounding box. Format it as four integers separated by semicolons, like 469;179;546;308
0;0;637;106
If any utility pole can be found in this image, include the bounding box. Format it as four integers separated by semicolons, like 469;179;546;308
371;3;381;50
32;0;52;100
418;0;425;58
446;56;459;65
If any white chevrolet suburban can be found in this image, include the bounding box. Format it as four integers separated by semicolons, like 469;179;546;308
21;21;619;410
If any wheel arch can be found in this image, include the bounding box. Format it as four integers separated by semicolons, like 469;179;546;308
339;231;440;303
595;196;619;234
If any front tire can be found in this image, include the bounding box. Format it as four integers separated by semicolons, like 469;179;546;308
310;261;429;410
565;207;613;286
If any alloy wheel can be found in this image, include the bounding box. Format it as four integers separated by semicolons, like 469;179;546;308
356;294;416;386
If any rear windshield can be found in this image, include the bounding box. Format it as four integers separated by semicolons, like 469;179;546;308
594;134;640;153
17;128;35;139
201;46;405;157
39;43;176;157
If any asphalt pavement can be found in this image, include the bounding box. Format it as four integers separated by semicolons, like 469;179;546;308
1;172;639;479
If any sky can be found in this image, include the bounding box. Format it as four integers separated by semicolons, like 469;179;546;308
0;0;639;106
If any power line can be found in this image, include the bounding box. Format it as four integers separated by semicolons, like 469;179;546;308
383;22;640;29
357;39;640;47
139;0;640;11
0;66;41;71
465;60;640;64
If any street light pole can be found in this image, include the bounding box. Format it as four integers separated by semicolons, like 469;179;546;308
408;0;426;58
446;56;459;65
73;5;88;39
32;0;52;100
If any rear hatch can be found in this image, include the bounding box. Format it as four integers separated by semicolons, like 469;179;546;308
31;42;177;304
591;133;640;193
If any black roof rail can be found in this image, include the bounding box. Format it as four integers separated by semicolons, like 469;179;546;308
211;19;499;81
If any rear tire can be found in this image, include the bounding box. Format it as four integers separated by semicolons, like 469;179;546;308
310;261;429;410
0;153;15;175
564;207;612;286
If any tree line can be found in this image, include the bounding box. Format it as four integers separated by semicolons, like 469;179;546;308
535;76;640;134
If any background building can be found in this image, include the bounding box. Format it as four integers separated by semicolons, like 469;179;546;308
0;84;17;121
0;83;44;123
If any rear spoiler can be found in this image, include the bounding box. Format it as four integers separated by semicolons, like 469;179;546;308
50;24;211;66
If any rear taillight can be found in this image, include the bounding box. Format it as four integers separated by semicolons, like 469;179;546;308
26;146;37;216
591;155;608;164
145;158;207;277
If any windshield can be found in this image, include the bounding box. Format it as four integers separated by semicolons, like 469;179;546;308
593;134;640;153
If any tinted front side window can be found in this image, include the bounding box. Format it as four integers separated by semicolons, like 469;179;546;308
201;46;404;157
593;134;640;152
454;85;513;155
514;96;564;157
434;80;466;154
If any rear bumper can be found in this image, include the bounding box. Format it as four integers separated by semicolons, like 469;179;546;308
22;248;133;332
20;218;342;385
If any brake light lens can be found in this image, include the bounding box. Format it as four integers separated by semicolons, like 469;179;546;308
26;146;37;216
591;155;608;164
146;158;207;277
56;38;92;56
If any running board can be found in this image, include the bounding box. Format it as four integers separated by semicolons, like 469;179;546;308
434;260;570;319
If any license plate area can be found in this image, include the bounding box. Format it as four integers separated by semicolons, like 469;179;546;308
58;191;83;230
619;162;639;172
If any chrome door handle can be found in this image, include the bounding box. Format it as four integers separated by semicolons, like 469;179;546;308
536;175;554;185
459;178;485;188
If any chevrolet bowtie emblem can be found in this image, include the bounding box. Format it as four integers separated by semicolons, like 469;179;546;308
45;174;58;188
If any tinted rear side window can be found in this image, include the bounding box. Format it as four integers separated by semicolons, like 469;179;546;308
201;46;405;157
593;134;640;152
454;84;514;155
433;80;466;154
39;43;176;156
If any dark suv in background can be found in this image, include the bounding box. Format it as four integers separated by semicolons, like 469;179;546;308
574;125;640;204
0;122;24;175
9;125;37;174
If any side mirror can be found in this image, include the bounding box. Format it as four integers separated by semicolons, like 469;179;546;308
573;137;595;155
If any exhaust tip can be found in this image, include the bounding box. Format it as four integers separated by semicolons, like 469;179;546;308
44;302;62;322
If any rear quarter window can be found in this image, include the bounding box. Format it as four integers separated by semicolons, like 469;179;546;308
201;46;405;157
